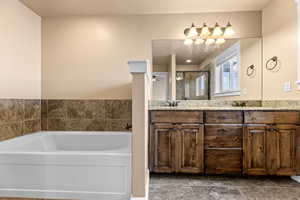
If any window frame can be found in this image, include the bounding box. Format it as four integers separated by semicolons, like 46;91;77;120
214;42;241;97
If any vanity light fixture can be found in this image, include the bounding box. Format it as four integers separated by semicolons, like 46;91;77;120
187;23;198;38
176;72;184;81
205;39;215;45
224;22;235;36
184;38;194;45
183;22;234;45
216;38;226;45
200;23;211;37
195;38;205;44
212;23;223;37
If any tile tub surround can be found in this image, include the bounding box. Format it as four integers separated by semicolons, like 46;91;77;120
42;99;132;131
150;174;300;200
0;99;41;142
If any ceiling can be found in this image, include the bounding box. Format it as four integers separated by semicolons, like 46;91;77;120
20;0;272;16
152;39;238;65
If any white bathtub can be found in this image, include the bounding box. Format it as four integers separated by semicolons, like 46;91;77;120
0;131;132;200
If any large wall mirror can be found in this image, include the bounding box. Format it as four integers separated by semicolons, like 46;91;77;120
151;38;262;101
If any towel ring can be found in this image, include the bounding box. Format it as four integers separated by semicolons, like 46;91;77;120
246;65;255;77
266;56;278;71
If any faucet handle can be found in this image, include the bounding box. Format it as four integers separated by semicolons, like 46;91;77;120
174;101;180;107
166;100;172;107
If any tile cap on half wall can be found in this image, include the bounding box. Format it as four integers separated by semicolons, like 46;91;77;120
128;60;150;75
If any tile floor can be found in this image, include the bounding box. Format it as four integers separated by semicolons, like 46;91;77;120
149;174;300;200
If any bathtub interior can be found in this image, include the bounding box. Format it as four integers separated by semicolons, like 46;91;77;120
0;131;132;153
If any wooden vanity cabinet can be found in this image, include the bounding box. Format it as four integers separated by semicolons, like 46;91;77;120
243;125;268;175
149;123;204;173
244;111;300;176
149;110;300;176
176;124;204;173
274;125;297;175
149;111;204;173
149;124;175;173
244;125;297;176
204;111;243;175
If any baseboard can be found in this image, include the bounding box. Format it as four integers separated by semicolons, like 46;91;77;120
291;176;300;183
131;170;150;200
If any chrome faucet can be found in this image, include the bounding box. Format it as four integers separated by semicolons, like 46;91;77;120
166;100;180;107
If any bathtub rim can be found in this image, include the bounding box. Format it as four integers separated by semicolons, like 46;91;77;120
0;131;132;155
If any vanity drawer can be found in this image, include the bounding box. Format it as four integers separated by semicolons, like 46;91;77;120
205;125;243;148
151;111;203;123
205;149;242;175
205;111;243;124
244;111;300;124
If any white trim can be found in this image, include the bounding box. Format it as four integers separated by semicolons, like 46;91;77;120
291;176;300;183
128;60;150;74
131;170;149;200
214;91;241;97
0;188;129;200
214;42;241;95
145;169;150;200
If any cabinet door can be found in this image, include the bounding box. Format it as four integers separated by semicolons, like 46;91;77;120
177;124;204;173
274;125;296;176
244;126;268;175
149;124;175;173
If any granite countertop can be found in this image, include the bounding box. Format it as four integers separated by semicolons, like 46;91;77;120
149;106;300;111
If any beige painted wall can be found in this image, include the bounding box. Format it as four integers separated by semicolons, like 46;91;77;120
262;0;300;100
153;64;168;72
131;73;149;198
42;11;262;99
0;0;41;99
176;65;201;71
200;38;262;100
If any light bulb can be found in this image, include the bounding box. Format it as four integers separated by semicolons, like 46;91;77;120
216;38;226;45
212;23;223;37
224;22;235;36
205;39;215;45
195;38;205;45
184;38;193;45
188;23;198;38
200;23;211;37
186;59;192;63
